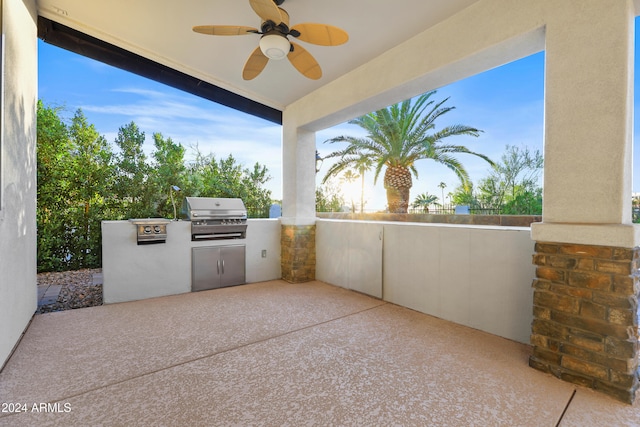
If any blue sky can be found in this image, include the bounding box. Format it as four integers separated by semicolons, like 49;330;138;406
37;22;638;210
315;52;545;209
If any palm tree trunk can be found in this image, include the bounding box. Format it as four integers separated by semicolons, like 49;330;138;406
386;187;411;213
360;173;365;213
384;166;412;213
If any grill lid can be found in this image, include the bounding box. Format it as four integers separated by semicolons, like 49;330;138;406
183;197;247;220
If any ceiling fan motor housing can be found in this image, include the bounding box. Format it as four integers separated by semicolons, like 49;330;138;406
259;33;290;60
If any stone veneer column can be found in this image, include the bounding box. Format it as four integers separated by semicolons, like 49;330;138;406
281;224;316;283
530;242;639;403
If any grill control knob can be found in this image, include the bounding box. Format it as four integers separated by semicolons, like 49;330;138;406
154;226;161;233
144;226;152;234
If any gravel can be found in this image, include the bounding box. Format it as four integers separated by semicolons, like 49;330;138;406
37;268;103;314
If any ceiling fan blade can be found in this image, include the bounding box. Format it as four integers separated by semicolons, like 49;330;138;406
249;0;283;24
278;7;290;27
243;46;269;80
288;42;322;80
290;23;349;46
192;25;258;36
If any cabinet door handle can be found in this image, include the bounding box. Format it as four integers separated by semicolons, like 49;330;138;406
221;259;225;275
217;259;220;274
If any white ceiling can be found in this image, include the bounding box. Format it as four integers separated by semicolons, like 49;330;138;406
36;0;480;111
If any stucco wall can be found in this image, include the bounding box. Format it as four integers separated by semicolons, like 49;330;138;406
316;220;535;344
316;220;383;298
102;219;281;303
283;0;639;249
0;0;38;368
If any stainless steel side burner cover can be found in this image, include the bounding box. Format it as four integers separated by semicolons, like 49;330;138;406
129;218;171;245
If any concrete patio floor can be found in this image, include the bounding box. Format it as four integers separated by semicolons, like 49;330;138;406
0;280;638;426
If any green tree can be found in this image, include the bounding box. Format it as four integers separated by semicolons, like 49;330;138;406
186;149;272;217
411;192;439;212
451;183;484;210
113;122;154;218
67;108;114;268
37;101;72;271
242;161;273;217
452;182;506;214
36;101;276;271
316;180;345;213
477;145;543;214
502;186;542;215
324;91;492;213
150;133;186;218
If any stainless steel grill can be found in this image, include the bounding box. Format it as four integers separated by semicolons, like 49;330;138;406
183;197;247;240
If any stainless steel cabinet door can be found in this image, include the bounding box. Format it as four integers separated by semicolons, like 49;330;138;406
219;245;246;287
192;245;246;291
192;246;221;291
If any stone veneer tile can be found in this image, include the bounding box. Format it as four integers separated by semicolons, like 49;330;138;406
530;241;640;404
281;225;316;283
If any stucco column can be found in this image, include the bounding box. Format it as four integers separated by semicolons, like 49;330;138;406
529;0;639;403
0;0;39;369
280;120;317;282
281;124;316;224
531;0;637;247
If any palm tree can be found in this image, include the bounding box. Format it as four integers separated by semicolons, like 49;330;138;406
323;91;493;213
438;182;447;208
412;192;439;213
340;169;360;213
353;155;373;213
322;150;373;214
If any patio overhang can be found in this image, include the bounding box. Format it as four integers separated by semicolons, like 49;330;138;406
37;16;282;125
1;0;639;406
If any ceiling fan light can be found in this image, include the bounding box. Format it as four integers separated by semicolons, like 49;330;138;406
259;34;290;60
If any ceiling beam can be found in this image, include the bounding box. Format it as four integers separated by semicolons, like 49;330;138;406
37;16;283;125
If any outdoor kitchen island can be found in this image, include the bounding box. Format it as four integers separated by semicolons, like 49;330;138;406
101;218;281;304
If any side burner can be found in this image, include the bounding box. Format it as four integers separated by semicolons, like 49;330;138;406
128;218;171;245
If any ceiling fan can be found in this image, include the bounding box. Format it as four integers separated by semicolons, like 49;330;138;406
192;0;348;80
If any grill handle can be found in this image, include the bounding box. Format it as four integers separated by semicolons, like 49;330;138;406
221;260;225;275
217;259;220;274
192;233;245;240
